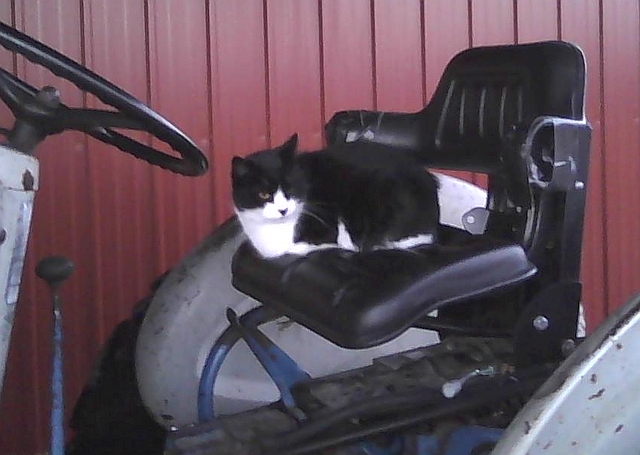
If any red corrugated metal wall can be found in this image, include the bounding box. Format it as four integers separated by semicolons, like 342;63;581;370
0;1;638;452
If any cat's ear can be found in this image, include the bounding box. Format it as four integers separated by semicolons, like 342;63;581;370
278;133;298;161
231;156;252;179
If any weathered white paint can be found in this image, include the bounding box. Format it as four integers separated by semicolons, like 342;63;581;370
494;292;640;454
0;144;39;400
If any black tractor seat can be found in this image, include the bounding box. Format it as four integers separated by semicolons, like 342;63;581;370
232;225;536;348
232;40;590;364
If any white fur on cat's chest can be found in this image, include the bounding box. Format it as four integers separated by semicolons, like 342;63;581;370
237;212;299;258
236;206;354;258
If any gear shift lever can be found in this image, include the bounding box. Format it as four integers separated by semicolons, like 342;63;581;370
35;255;74;455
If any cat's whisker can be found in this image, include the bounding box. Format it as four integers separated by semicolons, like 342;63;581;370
303;200;332;208
301;209;331;228
401;247;426;257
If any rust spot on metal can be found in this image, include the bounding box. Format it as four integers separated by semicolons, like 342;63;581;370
543;441;552;450
615;424;624;433
588;388;605;400
616;343;623;350
524;420;532;435
0;229;6;244
571;441;577;446
590;373;597;384
22;170;34;191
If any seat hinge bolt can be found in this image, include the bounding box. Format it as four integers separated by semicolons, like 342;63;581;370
533;315;549;331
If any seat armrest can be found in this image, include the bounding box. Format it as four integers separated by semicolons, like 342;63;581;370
325;109;424;151
522;116;591;281
523;116;591;191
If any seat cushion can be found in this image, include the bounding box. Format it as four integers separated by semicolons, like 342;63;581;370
231;228;536;349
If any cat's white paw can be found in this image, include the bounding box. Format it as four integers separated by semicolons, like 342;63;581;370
288;242;337;255
337;221;358;251
379;234;435;250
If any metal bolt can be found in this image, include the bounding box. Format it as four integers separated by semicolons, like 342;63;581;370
444;339;457;351
465;215;476;224
469;351;484;362
22;170;34;191
533;315;549;331
574;180;585;190
441;366;496;399
36;85;61;108
561;338;576;357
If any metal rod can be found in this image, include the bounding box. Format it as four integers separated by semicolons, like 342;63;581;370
51;292;64;455
197;305;279;422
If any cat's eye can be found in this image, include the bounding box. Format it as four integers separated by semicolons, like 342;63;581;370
258;192;271;200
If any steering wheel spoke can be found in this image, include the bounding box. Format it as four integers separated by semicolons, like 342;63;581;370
0;67;38;114
56;108;146;132
88;127;205;176
0;21;208;176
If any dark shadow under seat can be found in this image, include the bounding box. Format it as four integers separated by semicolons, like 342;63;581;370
232;225;536;349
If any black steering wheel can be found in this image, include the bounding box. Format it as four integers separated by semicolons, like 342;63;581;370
0;22;208;176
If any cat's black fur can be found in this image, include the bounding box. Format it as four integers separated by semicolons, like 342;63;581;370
232;134;440;257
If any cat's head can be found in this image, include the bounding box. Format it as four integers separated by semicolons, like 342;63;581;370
231;134;307;220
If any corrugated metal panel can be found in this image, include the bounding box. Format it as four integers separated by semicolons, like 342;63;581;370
208;0;269;224
561;0;607;330
266;0;323;149
147;0;216;272
373;0;424;111
516;0;560;43
321;0;375;117
1;1;640;452
81;0;155;337
601;0;640;314
471;0;516;46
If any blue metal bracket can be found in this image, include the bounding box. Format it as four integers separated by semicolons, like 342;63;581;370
197;305;278;422
226;308;310;421
360;437;404;455
443;426;503;455
51;293;64;455
414;425;503;455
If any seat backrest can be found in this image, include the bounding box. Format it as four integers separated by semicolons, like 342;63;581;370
418;41;586;173
324;41;591;356
326;40;590;282
419;42;590;284
419;42;591;355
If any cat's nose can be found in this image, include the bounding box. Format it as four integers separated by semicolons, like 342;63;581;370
279;208;288;216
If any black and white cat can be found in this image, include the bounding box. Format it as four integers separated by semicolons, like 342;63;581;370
231;134;439;258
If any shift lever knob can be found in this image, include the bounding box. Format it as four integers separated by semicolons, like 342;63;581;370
35;255;73;455
35;255;74;289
